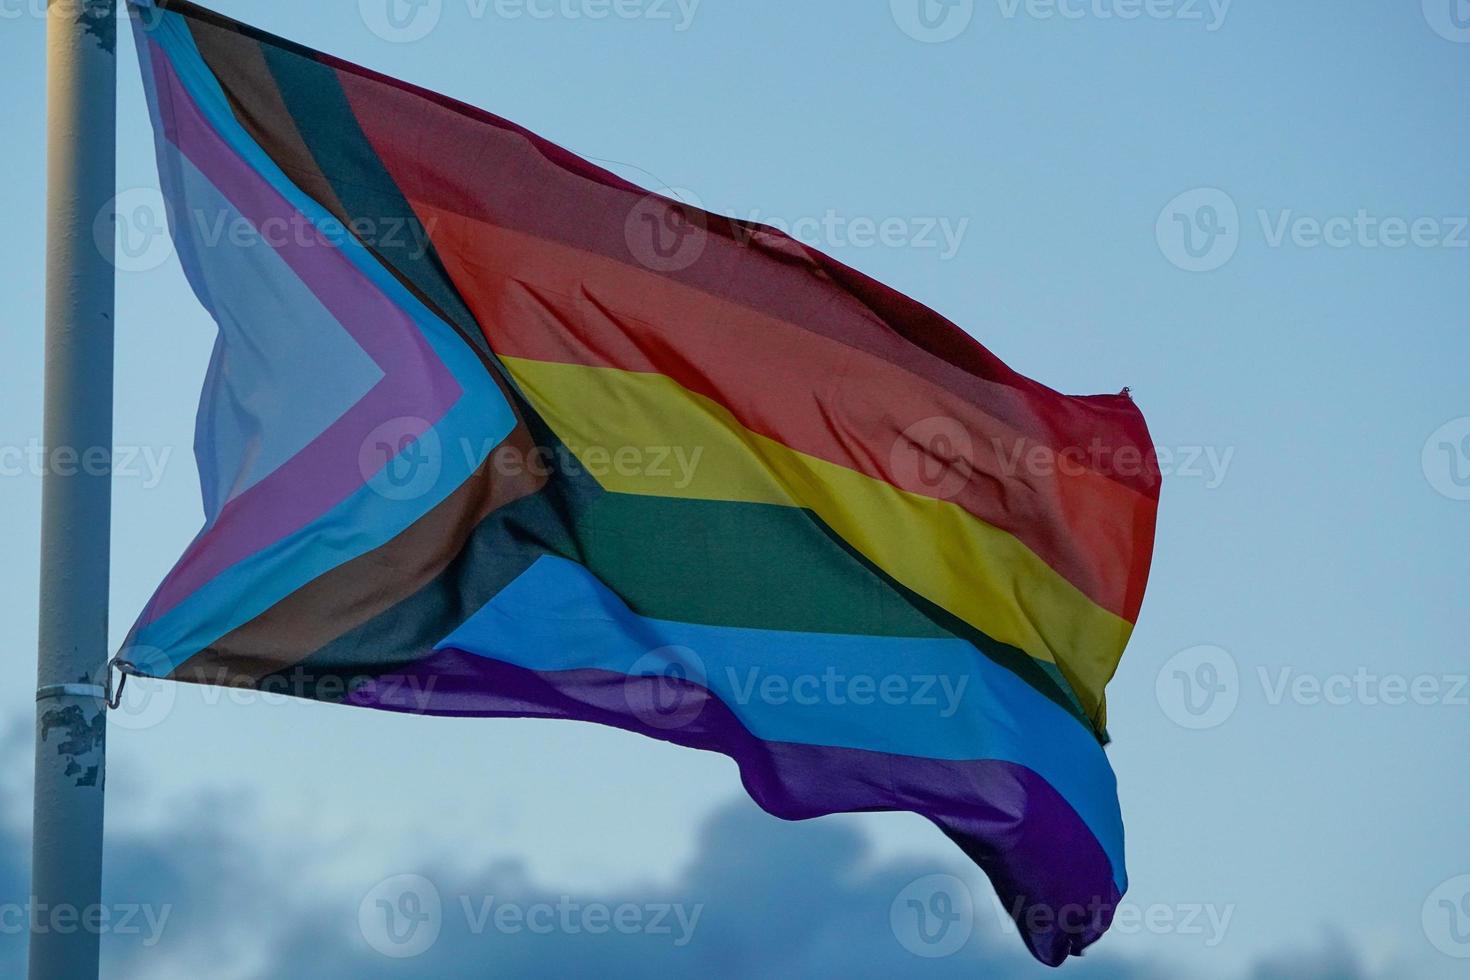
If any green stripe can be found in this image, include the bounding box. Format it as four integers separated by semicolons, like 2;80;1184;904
581;492;952;638
583;492;1093;728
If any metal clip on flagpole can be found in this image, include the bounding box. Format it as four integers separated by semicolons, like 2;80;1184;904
36;658;135;710
30;1;116;979
106;658;135;712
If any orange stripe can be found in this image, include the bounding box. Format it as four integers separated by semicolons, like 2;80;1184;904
415;203;1155;622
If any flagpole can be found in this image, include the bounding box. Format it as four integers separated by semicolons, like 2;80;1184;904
31;0;116;978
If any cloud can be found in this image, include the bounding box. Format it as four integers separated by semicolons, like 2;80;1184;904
251;800;1156;980
0;722;1425;979
1246;937;1381;980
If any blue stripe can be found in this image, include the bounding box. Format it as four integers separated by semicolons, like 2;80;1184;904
439;555;1126;889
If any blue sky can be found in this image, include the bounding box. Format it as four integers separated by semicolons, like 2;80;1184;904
2;1;1468;976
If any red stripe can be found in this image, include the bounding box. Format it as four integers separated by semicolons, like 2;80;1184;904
325;60;1160;503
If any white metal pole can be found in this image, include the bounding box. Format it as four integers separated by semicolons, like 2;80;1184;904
31;1;116;978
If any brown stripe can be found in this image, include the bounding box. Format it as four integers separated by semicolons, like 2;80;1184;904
173;422;546;687
184;16;351;222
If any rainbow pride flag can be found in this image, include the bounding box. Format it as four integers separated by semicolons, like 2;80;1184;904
120;0;1158;964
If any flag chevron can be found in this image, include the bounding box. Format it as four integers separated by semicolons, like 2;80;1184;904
121;1;1160;965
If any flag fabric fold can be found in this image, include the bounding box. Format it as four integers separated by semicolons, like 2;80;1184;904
121;0;1159;964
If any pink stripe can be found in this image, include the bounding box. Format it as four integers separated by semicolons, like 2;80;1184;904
137;39;460;625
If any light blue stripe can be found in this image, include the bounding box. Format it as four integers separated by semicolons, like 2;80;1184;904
439;555;1125;888
168;155;384;520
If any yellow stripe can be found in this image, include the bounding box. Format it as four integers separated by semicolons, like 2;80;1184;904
502;356;1131;723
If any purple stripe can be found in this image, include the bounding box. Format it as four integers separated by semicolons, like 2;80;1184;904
346;648;1120;966
138;38;461;624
